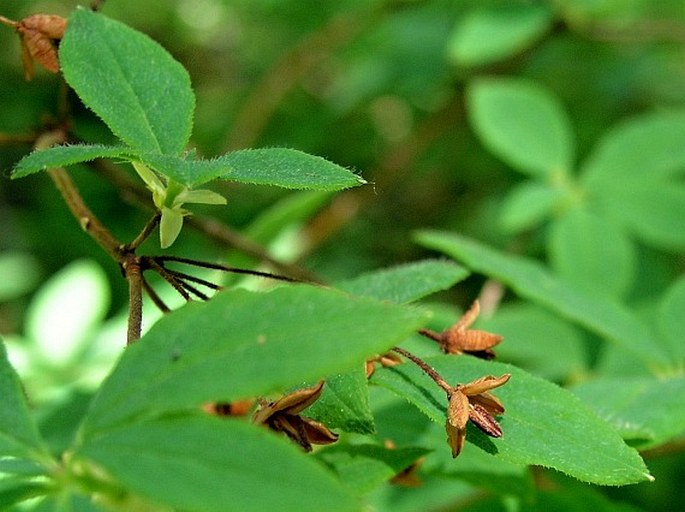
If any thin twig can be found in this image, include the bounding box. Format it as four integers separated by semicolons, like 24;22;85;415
124;214;160;251
391;346;452;395
47;167;124;261
122;256;143;344
155;255;298;283
144;258;191;301
163;269;223;291
141;277;170;313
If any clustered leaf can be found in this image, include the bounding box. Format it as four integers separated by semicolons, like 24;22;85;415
132;161;226;248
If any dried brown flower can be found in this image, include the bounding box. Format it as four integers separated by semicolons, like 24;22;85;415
1;14;67;80
445;373;510;458
423;300;503;359
253;381;338;452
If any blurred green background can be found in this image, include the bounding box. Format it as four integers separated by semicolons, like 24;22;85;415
1;1;685;510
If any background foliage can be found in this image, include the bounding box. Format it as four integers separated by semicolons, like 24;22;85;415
1;1;685;511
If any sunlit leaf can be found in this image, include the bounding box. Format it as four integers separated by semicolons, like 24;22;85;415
372;356;652;485
335;259;469;304
79;285;429;436
415;230;671;368
572;376;685;449
60;9;194;155
12;144;131;178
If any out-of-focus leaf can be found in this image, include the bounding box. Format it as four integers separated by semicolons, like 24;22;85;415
12;144;130;178
307;368;375;434
657;275;685;365
448;5;553;67
79;285;429;437
571;376;685;449
0;252;41;302
547;207;635;298
415;230;671;367
26;260;110;368
141;148;365;189
335;259;469;304
60;9;194;155
581;111;685;184
315;442;428;495
467;78;574;178
75;415;358;512
479;303;587;381
372;356;652;485
591;180;685;249
499;181;564;233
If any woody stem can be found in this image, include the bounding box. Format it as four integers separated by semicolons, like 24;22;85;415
391;346;452;395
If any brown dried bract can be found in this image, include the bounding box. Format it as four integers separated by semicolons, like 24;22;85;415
365;352;403;378
6;14;67;80
445;373;510;458
253;381;338;452
203;398;255;417
428;300;503;359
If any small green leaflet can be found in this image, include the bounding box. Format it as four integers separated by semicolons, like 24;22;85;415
371;356;652;485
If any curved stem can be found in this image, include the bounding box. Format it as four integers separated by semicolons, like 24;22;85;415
391;346;452;395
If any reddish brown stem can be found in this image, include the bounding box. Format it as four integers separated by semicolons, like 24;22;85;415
391;346;452;395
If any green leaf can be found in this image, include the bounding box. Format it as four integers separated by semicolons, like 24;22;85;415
372;356;652;485
415;230;671;367
0;340;50;462
547;207;635;298
0;477;52;509
75;415;358;512
60;9;194;155
657;276;685;365
499;181;564;233
26;260;110;369
571;376;685;449
141;148;365;189
306;369;375;435
12;144;131;179
591;180;685;249
447;5;553;67
79;285;429;436
581;111;685;185
315;443;429;495
0;252;41;302
467;78;574;178
479;303;587;381
335;259;469;304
